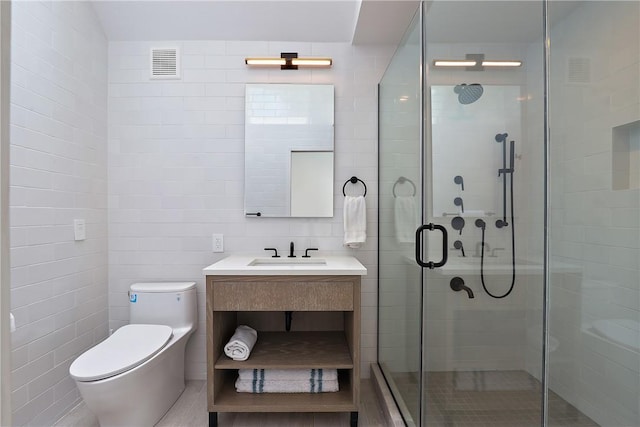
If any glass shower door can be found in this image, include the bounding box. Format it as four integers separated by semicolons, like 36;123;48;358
378;9;423;426
420;2;547;426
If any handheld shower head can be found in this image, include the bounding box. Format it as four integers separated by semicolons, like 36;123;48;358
454;197;464;213
475;219;486;229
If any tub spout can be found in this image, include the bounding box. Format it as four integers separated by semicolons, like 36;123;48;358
450;277;474;299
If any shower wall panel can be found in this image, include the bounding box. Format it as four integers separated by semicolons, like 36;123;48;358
547;2;640;426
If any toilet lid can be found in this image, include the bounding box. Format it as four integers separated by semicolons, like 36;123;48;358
70;324;173;382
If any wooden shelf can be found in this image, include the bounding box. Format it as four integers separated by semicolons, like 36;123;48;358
213;376;356;413
206;274;361;424
215;331;353;369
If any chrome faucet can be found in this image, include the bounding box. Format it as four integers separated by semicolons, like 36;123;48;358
288;241;296;258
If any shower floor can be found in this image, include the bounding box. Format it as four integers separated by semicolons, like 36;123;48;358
392;370;599;427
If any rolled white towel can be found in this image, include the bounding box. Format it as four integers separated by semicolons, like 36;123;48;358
223;325;257;361
238;368;338;382
235;378;339;393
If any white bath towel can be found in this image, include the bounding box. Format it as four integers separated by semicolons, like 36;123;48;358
238;368;338;382
235;378;339;393
223;325;257;361
394;196;417;243
343;195;366;248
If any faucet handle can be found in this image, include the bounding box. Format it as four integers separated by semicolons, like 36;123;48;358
302;248;319;258
264;247;280;258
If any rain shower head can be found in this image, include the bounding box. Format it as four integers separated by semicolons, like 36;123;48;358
454;83;484;105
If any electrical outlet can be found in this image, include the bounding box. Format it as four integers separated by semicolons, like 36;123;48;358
212;234;224;253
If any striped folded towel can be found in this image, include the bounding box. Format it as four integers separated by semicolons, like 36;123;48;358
237;368;338;382
235;378;339;393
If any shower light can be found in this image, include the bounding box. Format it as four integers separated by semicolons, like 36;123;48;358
482;61;522;67
433;60;477;67
433;54;523;70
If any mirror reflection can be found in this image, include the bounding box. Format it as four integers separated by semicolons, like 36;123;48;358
430;84;522;218
244;84;334;217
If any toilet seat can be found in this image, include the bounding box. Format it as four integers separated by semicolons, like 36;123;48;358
70;324;173;382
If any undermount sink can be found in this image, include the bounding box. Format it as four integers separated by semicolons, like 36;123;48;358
248;258;327;266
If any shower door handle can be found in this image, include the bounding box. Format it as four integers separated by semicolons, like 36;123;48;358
415;223;448;269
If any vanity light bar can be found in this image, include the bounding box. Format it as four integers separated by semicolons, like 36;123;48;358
291;58;332;67
245;58;287;66
245;52;332;69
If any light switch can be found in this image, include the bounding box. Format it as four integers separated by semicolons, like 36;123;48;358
74;219;86;241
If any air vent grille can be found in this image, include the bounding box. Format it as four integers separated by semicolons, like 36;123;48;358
566;57;591;84
150;48;180;79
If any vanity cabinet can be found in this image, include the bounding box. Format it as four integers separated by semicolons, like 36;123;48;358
206;274;361;426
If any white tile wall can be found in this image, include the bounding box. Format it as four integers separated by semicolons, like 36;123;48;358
9;1;108;426
108;40;395;380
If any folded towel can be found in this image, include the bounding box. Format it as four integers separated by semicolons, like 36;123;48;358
223;325;257;361
238;368;338;382
343;195;366;248
235;378;339;393
394;196;417;243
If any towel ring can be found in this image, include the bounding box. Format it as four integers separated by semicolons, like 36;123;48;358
393;176;416;197
342;176;367;197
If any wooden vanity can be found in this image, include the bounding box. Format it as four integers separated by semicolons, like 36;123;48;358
204;256;366;427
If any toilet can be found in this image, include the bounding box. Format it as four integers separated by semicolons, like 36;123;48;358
69;282;197;427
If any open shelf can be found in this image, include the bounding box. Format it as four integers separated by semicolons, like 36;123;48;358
215;331;353;369
213;374;355;413
206;274;361;425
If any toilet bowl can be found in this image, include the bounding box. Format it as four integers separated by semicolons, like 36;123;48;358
70;282;197;427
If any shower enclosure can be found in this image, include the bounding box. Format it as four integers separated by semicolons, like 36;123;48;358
378;2;639;426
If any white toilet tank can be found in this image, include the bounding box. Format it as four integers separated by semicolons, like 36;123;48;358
129;282;197;330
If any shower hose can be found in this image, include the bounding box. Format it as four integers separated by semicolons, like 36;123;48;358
479;168;516;299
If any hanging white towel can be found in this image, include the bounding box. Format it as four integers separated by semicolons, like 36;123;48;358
343;195;366;248
394;196;417;243
223;325;257;361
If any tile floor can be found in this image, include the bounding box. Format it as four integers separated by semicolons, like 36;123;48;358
54;370;600;426
54;379;387;427
393;370;599;427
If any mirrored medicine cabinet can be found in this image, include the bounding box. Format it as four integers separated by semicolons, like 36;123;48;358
244;84;335;218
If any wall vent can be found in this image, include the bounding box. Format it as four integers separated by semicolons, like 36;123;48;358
566;57;591;84
150;47;180;79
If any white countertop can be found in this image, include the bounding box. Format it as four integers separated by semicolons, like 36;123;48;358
203;255;367;276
